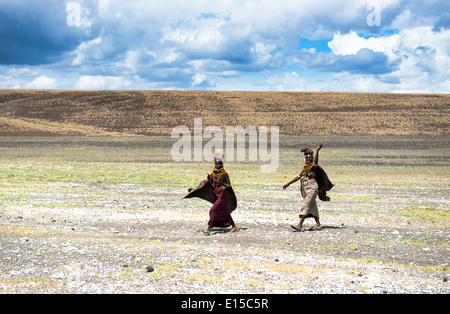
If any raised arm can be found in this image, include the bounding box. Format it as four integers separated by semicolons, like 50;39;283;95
314;143;323;165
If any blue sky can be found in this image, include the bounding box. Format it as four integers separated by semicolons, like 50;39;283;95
1;0;449;92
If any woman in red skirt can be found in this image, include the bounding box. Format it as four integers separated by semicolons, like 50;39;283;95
203;157;239;235
183;152;239;236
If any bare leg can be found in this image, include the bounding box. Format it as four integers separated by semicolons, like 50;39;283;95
228;218;240;232
290;217;306;231
314;217;322;229
297;217;306;229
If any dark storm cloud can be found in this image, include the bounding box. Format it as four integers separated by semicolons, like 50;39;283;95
299;48;398;75
0;0;93;65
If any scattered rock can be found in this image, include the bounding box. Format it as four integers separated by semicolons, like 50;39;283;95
0;172;448;294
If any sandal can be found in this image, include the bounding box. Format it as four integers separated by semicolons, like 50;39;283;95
313;225;323;230
201;228;211;236
290;225;303;232
230;227;240;233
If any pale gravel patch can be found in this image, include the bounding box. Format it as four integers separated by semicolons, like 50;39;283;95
0;181;448;294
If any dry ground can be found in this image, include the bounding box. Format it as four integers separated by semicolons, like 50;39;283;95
0;135;448;294
0;89;448;136
0;90;448;295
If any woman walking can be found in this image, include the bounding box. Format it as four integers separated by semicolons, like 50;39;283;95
183;151;238;235
283;143;332;231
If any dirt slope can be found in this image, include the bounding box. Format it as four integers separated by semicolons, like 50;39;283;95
0;89;448;136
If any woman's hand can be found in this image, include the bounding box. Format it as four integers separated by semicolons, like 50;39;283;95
283;183;289;190
317;143;323;150
215;185;226;193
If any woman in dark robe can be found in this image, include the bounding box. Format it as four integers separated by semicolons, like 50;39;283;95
183;152;238;236
203;158;239;235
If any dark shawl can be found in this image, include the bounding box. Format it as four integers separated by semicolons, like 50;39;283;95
315;165;334;201
183;176;237;213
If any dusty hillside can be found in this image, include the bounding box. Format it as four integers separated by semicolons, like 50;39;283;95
0;89;448;136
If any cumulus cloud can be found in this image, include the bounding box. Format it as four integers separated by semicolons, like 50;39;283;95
191;73;215;88
71;37;103;67
265;72;309;92
0;0;449;92
327;26;450;91
25;75;58;89
328;31;402;59
74;75;132;90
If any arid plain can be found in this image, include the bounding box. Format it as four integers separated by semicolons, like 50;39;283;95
0;90;448;294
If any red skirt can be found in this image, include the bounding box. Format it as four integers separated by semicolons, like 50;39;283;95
209;189;234;227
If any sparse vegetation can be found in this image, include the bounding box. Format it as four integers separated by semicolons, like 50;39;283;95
0;90;448;293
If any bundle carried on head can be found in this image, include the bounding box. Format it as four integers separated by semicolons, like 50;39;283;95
213;150;224;162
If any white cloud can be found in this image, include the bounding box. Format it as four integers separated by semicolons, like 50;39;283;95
191;73;215;88
161;15;228;59
114;49;156;73
401;26;450;57
265;72;308;91
74;75;132;90
5;67;39;77
25;76;57;89
65;1;450;92
192;74;207;86
71;36;103;66
324;26;450;93
265;71;395;93
328;31;402;60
